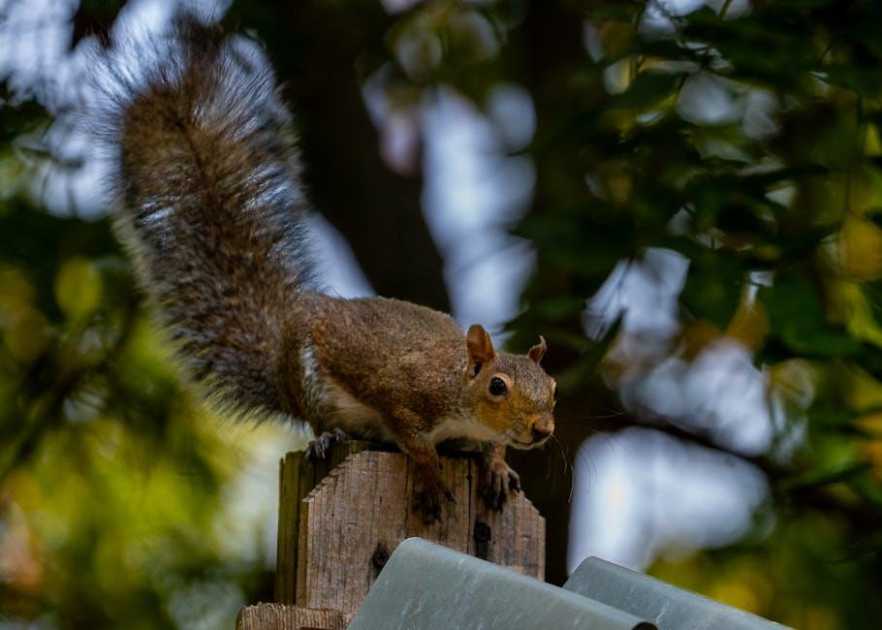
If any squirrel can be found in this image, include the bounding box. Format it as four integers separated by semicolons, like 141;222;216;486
101;18;556;522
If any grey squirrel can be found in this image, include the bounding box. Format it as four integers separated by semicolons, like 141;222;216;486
103;18;556;522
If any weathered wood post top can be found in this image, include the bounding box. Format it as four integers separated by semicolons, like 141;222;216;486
237;440;545;629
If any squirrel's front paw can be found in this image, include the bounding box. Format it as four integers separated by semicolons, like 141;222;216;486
306;428;348;461
481;459;521;511
413;477;455;524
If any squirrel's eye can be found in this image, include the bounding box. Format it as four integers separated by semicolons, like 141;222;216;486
489;376;507;396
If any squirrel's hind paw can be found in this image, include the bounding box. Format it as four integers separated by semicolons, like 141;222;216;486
413;478;455;524
306;428;348;461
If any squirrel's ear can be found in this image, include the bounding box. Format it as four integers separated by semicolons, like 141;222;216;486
466;324;495;374
528;336;547;365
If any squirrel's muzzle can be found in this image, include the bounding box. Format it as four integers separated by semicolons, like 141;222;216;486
528;413;555;447
532;425;552;443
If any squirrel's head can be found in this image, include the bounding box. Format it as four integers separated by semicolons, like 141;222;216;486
464;324;556;449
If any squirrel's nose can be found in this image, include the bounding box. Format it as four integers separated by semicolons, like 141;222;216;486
531;424;552;443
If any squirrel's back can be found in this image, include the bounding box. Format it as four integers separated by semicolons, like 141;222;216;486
104;20;312;416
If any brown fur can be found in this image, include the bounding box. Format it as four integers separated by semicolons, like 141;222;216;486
105;18;555;521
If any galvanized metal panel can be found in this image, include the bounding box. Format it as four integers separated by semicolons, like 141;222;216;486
564;557;792;630
349;538;656;630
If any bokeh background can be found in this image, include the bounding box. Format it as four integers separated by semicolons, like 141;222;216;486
3;0;882;628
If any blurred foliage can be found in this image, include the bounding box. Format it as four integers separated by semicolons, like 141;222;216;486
503;1;882;628
0;54;282;628
0;195;279;627
3;0;882;628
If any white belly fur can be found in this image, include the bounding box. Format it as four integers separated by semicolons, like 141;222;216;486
428;412;501;445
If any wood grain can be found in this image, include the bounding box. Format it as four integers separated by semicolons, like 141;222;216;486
235;604;346;630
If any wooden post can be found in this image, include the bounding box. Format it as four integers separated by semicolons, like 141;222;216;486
275;441;373;605
236;604;347;630
238;441;545;629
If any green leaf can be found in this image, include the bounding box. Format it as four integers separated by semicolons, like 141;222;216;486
762;272;862;358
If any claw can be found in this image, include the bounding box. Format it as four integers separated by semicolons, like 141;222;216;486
413;477;454;524
306;428;348;461
481;460;521;511
509;471;522;493
413;490;442;524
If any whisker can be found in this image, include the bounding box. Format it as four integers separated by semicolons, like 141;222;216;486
551;433;575;503
583;409;628;420
558;410;629;424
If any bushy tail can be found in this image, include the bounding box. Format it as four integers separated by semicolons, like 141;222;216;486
102;19;312;416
